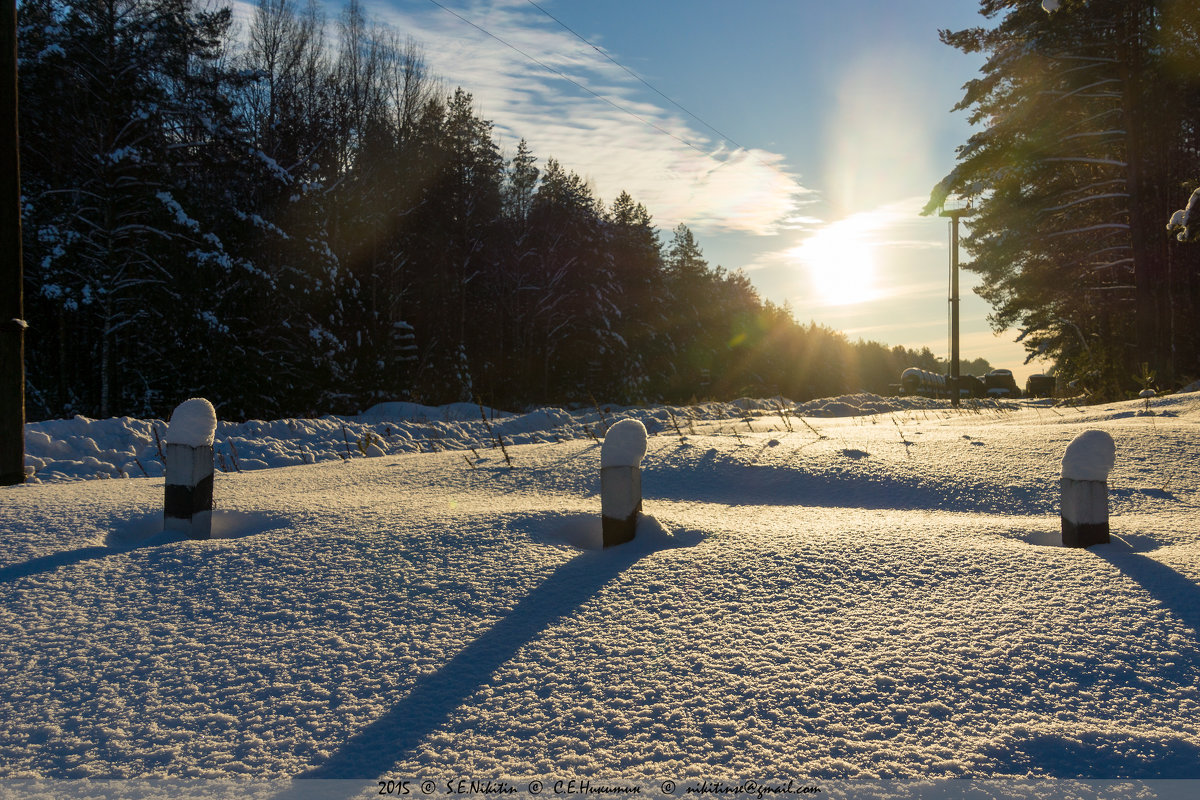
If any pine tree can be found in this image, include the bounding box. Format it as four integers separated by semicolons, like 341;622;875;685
607;191;665;402
662;223;715;398
526;159;620;400
927;0;1200;393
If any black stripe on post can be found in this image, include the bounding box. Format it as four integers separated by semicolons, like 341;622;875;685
164;443;214;539
164;474;213;520
602;512;637;548
1060;477;1110;548
601;465;641;548
1062;519;1110;549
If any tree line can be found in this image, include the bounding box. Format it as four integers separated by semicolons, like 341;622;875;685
926;0;1200;398
17;0;976;420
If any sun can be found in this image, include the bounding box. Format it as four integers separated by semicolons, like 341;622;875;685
794;222;878;306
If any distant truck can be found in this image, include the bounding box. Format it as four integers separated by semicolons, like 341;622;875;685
958;374;986;399
984;369;1021;398
1025;374;1056;398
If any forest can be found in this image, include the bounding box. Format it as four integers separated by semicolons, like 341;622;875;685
16;0;978;420
926;0;1200;398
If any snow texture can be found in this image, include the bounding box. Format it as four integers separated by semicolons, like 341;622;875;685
3;391;1200;784
165;398;217;448
601;418;648;467
1061;429;1116;481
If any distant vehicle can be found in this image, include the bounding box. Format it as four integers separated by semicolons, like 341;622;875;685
984;369;1021;398
898;368;1022;400
958;374;986;399
899;367;948;398
1025;374;1056;398
899;368;994;399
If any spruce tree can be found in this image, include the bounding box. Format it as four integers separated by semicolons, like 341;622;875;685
927;0;1200;393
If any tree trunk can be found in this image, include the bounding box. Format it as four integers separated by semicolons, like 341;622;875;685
100;304;112;419
1121;3;1172;381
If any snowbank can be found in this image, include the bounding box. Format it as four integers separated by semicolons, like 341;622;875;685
20;393;1040;484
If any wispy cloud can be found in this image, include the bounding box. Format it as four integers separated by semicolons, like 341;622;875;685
354;0;814;234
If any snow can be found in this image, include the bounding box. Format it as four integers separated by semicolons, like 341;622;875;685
1167;187;1200;242
165;398;217;448
155;192;200;232
1061;429;1117;482
1046;222;1131;240
35;42;66;60
601;419;648;468
3;391;1200;786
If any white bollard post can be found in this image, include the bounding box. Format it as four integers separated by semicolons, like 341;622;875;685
164;398;217;540
1060;429;1115;548
601;419;648;548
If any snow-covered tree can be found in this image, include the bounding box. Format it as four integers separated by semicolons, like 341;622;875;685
18;0;986;416
606;191;665;403
1167;187;1200;243
20;0;253;416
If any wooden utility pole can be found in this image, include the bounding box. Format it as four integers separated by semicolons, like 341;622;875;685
1;0;25;486
940;206;972;408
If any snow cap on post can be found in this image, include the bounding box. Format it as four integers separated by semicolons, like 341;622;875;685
601;418;647;468
164;398;216;540
1060;430;1115;548
1061;429;1116;482
600;418;647;548
166;398;217;447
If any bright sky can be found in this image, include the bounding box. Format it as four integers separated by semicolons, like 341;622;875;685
300;0;1047;377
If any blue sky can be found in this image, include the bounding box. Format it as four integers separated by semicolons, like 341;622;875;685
299;0;1044;376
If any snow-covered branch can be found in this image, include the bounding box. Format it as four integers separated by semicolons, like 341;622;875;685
1046;223;1130;239
1041;157;1128;168
1167;188;1200;243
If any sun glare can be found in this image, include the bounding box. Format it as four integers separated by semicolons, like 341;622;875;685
794;222;878;306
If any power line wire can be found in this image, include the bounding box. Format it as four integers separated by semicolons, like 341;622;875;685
523;0;748;154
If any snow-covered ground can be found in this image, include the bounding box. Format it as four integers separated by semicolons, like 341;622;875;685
2;392;1200;790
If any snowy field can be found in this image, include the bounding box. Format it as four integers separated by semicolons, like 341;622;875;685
2;392;1200;796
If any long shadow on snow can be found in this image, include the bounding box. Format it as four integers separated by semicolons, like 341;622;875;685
993;731;1200;778
0;515;175;584
982;544;1200;778
643;457;1052;514
0;510;286;585
0;545;119;585
1094;546;1200;641
301;523;696;779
